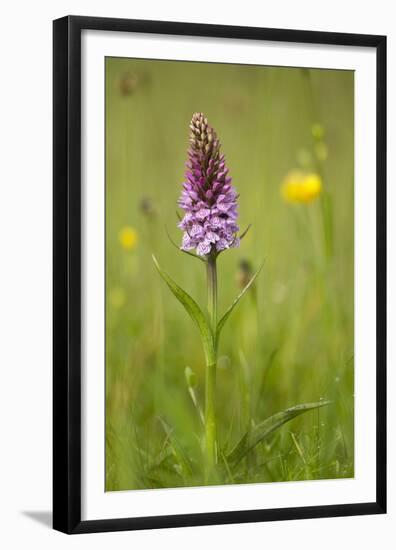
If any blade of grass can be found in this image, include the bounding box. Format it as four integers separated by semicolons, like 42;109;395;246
158;417;193;479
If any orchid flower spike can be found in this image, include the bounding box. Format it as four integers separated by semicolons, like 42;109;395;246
178;113;240;257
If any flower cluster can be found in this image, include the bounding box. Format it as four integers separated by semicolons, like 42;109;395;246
178;113;239;256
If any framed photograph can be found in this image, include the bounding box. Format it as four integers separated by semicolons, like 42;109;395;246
53;16;386;534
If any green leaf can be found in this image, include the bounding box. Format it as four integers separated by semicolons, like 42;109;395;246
152;255;215;365
216;261;264;344
226;400;332;466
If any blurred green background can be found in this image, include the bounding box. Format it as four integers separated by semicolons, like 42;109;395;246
105;57;354;491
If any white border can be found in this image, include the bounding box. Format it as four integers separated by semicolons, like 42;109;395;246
81;30;377;521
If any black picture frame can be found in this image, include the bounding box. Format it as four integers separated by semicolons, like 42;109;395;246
53;15;387;534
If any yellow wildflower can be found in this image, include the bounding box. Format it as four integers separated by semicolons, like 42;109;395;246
119;226;138;250
281;170;322;203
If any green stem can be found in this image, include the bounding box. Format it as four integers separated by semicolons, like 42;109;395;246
207;255;218;333
205;255;218;481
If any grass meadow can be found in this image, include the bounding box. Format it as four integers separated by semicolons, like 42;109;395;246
105;57;354;491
